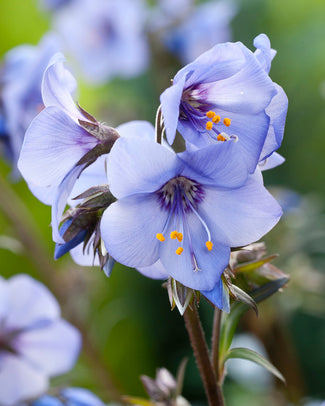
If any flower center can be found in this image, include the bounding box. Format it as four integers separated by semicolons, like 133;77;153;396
155;176;213;268
180;87;238;143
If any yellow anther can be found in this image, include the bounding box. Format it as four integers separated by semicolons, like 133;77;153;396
206;121;213;130
170;230;179;239
206;241;213;251
212;115;221;123
176;247;184;255
156;233;165;242
223;118;231;127
217;134;226;142
177;232;183;242
206;110;216;119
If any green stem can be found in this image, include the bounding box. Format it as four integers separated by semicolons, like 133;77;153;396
0;172;122;402
183;305;225;406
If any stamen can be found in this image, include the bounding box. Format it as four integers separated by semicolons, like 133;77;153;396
223;118;231;127
170;230;178;239
177;232;183;242
217;132;230;142
156;233;165;242
206;241;213;251
212;115;221;123
176;247;184;255
206;121;213;130
206;110;216;119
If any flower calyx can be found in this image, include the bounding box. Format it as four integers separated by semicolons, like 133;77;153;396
56;185;116;275
76;104;120;168
166;277;199;315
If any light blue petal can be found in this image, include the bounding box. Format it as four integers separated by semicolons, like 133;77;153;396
101;194;167;268
27;182;58;206
42;53;84;121
5;274;60;331
160;74;187;144
16;319;81;376
116;120;155;140
32;395;62;406
260;84;288;161
51;165;85;244
62;387;105;406
160;210;230;291
178;140;248;188
202;279;230;312
0;353;48;406
18;106;97;188
107;137;182;199
206;44;276;115
199;170;282;247
0;277;9;324
137;260;169;280
259;152;285;171
253;33;276;74
69;154;108;204
69;243;98;267
174;41;245;87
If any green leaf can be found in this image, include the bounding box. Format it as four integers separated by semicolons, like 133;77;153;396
219;278;289;359
175;358;188;398
224;347;285;383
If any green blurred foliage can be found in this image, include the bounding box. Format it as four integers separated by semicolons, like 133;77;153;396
1;0;325;405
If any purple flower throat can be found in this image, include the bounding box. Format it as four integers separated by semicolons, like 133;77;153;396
181;86;237;142
155;176;213;267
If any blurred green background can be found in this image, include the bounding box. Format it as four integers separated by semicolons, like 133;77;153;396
1;0;325;405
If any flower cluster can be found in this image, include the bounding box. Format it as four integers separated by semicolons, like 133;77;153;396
18;34;287;313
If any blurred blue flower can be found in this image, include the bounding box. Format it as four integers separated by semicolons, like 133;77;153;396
18;52;118;244
100;128;282;292
30;387;105;406
162;0;237;64
0;34;60;173
0;274;81;406
38;0;72;12
160;34;287;173
53;0;149;84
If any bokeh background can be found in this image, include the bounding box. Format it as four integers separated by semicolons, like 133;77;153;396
0;0;325;405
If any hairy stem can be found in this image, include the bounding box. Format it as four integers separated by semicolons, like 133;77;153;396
0;172;122;402
211;307;222;382
183;305;225;406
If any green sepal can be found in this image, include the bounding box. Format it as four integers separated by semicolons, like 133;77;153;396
234;254;278;273
122;396;154;406
224;347;285;383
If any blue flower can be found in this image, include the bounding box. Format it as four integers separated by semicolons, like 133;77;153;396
53;0;149;84
100;129;282;292
162;0;237;64
0;274;81;406
0;34;60;173
160;34;287;173
18;52;119;243
31;387;105;406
